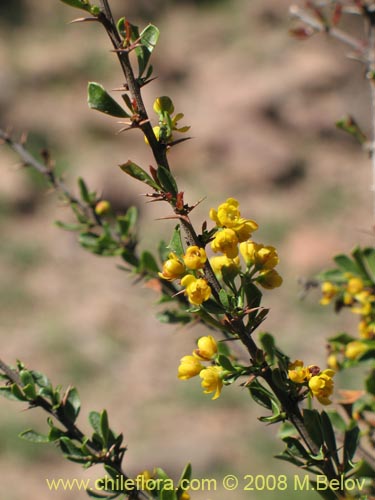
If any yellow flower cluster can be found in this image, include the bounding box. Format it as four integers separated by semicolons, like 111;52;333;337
288;360;335;405
159;197;282;308
177;336;225;400
158;246;211;306
209;198;282;289
320;275;375;345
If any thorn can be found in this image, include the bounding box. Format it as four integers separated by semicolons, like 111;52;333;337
155;215;180;220
116;125;134;134
19;131;28;145
168;137;193;147
69;17;98;24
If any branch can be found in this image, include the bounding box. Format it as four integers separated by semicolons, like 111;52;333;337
0;358;149;500
289;5;366;52
0;128;86;210
97;3;170;170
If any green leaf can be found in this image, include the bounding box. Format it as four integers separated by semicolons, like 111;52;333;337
219;289;230;309
157;165;178;196
119;161;160;190
78;177;91;203
281;436;310;459
242;276;262;313
321;411;339;466
352;247;373;280
326;410;347;432
363;247;375;282
55;221;87;231
303;409;324;447
135;24;160;78
31;371;51;389
100;409;109;444
11;383;27;401
88;82;129;118
333;254;361;275
201;298;225;314
167;225;184;257
259;398;283;423
217;355;236;372
328;332;355;345
259;333;276;364
157;310;191;325
0;386;17;401
59;0;91;12
23;383;37;399
161;490;177;500
121;248;139;267
140;251;159;274
343;425;360;469
155;467;170;481
278;422;297;440
64;387;81;421
365;370;375;395
19;369;34;387
248;379;274;410
48;426;65;442
86;489;112;499
19;429;49;443
336;115;367;145
315;268;345;283
176;463;192;497
104;464;121;480
60;437;86;457
89;411;101;434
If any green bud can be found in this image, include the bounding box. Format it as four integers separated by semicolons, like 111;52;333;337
153;96;174;115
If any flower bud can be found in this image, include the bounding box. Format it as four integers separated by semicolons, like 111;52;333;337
153;96;175;115
95;200;111;216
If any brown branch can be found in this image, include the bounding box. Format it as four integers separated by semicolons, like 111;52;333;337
97;2;170;170
289;4;366;52
0;358;149;500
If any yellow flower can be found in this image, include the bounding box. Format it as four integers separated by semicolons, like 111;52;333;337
158;253;185;281
308;369;335;405
256;269;283;289
320;281;339;305
351;291;375;316
209;198;258;242
345;341;368;360
177;355;204;380
239;241;279;269
94;200;111;216
193;335;218;361
347;277;364;295
183;246;207;270
181;275;211;305
210;255;240;279
288;360;311;384
327;354;339;371
211;228;239;258
199;366;224;400
358;319;375;339
180;492;190;500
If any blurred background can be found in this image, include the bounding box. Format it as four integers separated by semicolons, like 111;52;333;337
0;0;374;499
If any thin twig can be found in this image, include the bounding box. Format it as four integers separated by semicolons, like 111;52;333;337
0;358;149;500
0;128;85;211
290;5;366;52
